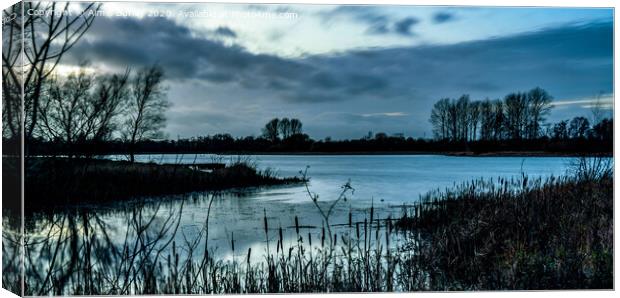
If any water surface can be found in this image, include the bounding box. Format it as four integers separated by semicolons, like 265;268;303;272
27;154;575;261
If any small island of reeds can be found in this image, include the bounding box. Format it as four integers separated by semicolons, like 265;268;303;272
20;157;303;210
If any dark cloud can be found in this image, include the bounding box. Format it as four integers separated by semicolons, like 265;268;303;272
331;6;392;35
67;17;612;138
394;17;419;35
433;12;455;23
309;20;612;102
321;6;389;27
214;26;237;38
69;16;309;87
68;15;402;103
320;6;419;37
75;16;612;101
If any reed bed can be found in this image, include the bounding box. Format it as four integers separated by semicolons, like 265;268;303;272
22;157;302;209
396;169;613;289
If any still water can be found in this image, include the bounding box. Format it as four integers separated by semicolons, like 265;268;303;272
26;154;575;262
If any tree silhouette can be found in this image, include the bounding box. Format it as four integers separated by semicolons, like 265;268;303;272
552;120;569;140
429;87;554;143
526;87;553;139
123;65;169;163
430;98;450;140
568;117;590;139
279;117;291;139
89;69;131;143
290;118;303;135
37;65;94;153
2;2;101;141
262;118;280;142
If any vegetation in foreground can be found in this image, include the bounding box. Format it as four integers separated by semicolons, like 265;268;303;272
22;157;303;210
396;159;613;290
3;160;612;295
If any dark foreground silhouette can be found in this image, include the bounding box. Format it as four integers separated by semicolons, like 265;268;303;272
18;157;303;211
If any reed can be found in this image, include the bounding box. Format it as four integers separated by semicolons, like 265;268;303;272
396;171;613;289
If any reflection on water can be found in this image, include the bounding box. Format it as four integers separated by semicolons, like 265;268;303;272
14;154;576;294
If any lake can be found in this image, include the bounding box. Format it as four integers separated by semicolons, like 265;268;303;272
22;154;577;264
114;153;575;206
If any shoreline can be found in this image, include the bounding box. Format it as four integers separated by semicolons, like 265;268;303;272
88;150;612;158
21;158;304;211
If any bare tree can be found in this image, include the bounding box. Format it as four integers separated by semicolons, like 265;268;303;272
2;3;23;139
455;95;470;141
467;101;480;141
447;99;459;141
492;99;505;140
88;69;131;143
504;92;528;140
1;2;101;141
591;118;613;141
262;118;280;142
526;87;552;139
123;66;169;163
37;65;131;157
590;92;608;124
570;92;613;182
290;118;303;135
37;65;94;151
479;99;494;141
552;120;569;140
279;117;291;139
568;116;590;139
429;98;450;140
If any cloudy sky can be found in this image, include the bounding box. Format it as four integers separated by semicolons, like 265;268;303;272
61;2;613;139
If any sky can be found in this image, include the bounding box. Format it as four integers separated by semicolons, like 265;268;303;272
57;2;613;140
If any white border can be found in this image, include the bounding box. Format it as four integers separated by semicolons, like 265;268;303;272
0;0;617;298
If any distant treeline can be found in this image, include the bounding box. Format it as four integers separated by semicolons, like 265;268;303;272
429;87;610;142
18;117;612;156
6;83;613;156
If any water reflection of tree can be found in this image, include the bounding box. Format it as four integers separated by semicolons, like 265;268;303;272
23;200;184;295
19;181;408;294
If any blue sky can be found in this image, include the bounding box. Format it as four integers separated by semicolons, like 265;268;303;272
62;3;613;139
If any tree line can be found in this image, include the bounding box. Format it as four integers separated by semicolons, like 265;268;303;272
429;87;612;145
262;117;303;142
8;74;612;157
430;87;555;142
26;118;612;156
